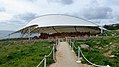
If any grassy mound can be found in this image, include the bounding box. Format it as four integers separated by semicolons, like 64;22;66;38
102;30;119;36
74;37;119;67
0;41;55;67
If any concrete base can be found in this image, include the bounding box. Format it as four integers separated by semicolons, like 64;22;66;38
72;50;74;52
76;61;81;63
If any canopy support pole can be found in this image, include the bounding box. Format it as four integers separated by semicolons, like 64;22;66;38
28;27;31;40
100;26;103;34
52;27;58;33
8;34;11;39
74;26;77;32
20;33;24;38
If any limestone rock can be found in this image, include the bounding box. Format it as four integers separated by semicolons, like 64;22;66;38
80;44;90;50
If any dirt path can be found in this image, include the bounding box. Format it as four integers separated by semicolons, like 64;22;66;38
49;42;91;67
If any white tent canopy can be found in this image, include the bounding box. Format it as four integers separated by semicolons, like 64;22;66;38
14;14;101;34
24;14;98;28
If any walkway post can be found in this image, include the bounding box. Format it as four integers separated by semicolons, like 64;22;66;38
71;42;74;52
70;39;72;45
53;45;55;61
70;39;72;46
66;37;67;42
44;55;46;67
77;46;81;63
58;39;60;44
56;39;58;46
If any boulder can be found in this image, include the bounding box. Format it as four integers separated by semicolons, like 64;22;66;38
80;44;90;50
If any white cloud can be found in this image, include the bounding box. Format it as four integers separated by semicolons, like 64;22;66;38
0;0;119;30
0;12;12;21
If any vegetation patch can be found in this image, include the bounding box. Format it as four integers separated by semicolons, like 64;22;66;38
0;41;55;67
74;37;119;67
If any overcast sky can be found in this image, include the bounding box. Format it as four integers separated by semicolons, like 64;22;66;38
0;0;119;31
